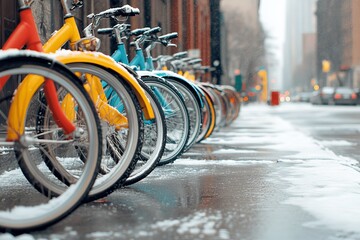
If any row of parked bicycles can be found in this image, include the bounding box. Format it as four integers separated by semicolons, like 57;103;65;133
0;0;241;233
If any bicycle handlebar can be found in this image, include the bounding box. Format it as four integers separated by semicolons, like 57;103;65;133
158;32;178;41
188;58;202;65
97;28;113;35
173;51;188;59
70;0;83;10
181;57;192;62
96;5;140;18
143;27;162;36
131;27;151;36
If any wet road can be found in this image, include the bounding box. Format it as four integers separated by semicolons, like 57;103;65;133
272;103;360;163
2;103;360;240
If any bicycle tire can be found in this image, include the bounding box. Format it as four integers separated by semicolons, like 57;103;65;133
196;86;216;142
124;79;166;185
0;52;101;232
222;86;241;123
162;77;202;152
141;76;190;165
207;86;227;130
33;63;144;202
221;90;233;127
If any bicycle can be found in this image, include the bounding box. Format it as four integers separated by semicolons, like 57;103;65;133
0;49;101;232
0;0;104;231
156;54;217;141
76;9;169;184
7;0;155;201
143;29;204;151
97;23;191;165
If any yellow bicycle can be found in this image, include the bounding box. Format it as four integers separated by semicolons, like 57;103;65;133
9;0;155;202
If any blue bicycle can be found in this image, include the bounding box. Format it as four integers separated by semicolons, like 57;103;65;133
96;21;191;165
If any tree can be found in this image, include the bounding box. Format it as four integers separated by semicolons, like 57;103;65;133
222;10;266;88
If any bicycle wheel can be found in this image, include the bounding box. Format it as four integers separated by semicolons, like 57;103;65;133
0;52;101;232
206;86;227;130
196;86;216;142
124;79;166;185
43;63;144;201
222;86;241;124
141;76;190;165
221;90;233;127
163;77;202;152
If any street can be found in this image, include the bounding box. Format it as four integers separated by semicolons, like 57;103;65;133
1;103;360;240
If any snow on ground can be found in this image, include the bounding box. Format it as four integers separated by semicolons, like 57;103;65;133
174;159;273;166
212;149;257;154
194;104;360;235
0;234;35;240
243;104;360;235
83;210;234;240
143;103;360;237
318;140;357;147
0;168;30;187
281;160;360;233
0;147;12;156
0;103;360;238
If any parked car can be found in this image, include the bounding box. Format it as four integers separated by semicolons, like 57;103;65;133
355;88;360;105
310;91;322;105
298;92;312;102
333;87;357;105
319;86;335;105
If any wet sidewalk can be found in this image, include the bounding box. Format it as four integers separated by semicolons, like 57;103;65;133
3;104;360;240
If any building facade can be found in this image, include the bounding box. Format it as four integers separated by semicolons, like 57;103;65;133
220;0;264;89
0;0;218;82
283;0;317;93
342;0;360;88
0;0;221;123
316;0;360;88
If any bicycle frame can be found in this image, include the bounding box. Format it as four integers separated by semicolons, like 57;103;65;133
129;48;146;71
111;27;204;114
112;43;130;65
2;4;76;141
144;45;205;109
44;9;154;120
8;3;155;138
111;36;173;113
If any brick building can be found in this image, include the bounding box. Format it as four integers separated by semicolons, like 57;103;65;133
316;0;360;88
120;0;212;68
0;0;218;82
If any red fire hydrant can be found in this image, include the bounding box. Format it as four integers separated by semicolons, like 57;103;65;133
271;91;280;106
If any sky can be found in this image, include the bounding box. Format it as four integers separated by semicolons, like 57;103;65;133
259;0;286;90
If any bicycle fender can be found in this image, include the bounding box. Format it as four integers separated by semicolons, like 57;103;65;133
153;70;204;109
54;51;154;120
6;53;77;140
136;70;159;79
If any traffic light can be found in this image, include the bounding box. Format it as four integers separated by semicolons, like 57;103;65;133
322;60;331;73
